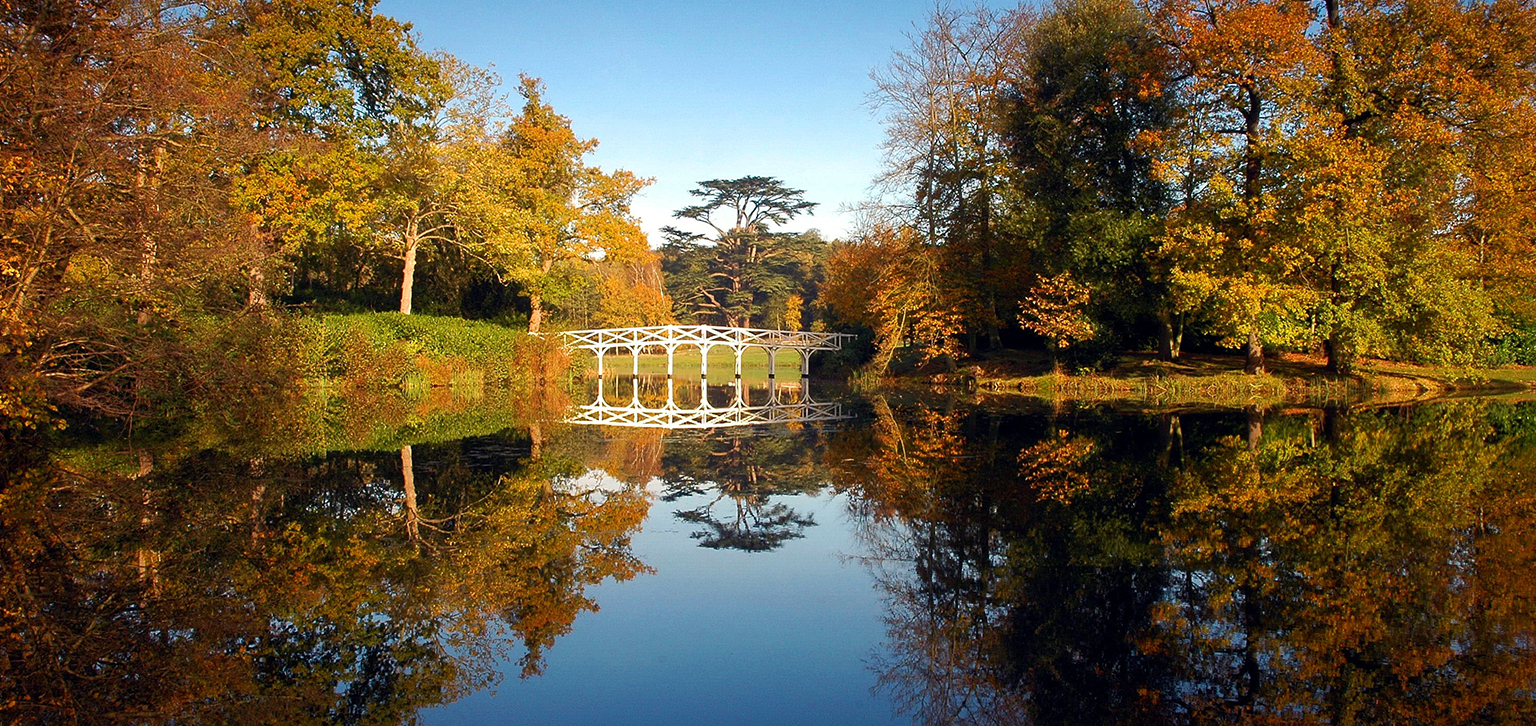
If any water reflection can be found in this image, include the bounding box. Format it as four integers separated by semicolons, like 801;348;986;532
659;427;830;551
0;401;648;722
834;398;1536;725
4;388;1536;724
570;373;849;429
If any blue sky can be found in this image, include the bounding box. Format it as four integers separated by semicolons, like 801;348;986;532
376;0;997;243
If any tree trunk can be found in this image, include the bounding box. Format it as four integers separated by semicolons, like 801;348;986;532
1159;310;1183;361
1244;329;1265;375
529;292;544;334
401;445;420;542
247;264;268;310
250;481;266;545
1246;407;1263;451
528;257;554;333
246;217;268;310
399;237;418;314
1324;333;1350;374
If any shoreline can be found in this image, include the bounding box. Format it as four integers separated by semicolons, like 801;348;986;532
856;352;1536;408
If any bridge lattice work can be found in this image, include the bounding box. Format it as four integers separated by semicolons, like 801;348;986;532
559;325;854;379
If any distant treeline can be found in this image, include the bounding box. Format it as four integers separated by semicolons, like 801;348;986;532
816;0;1536;374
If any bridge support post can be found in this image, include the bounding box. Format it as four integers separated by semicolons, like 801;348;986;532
596;349;605;377
698;344;712;409
733;346;745;405
631;345;640;377
767;348;779;404
800;351;811;403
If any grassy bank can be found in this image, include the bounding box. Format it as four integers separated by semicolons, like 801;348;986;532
865;350;1536;407
297;313;563;392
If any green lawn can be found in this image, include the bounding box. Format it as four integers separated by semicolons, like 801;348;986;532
588;349;809;380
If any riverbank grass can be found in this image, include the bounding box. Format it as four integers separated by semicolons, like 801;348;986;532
880;350;1536;405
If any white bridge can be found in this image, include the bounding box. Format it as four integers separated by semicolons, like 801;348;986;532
559;325;854;429
559;325;854;380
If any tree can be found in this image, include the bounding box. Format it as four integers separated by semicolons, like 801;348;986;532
822;225;969;374
493;77;649;334
1019;271;1095;371
660;176;823;328
1149;0;1323;374
1004;0;1181;359
374;56;520;315
230;0;449;310
869;6;1032;351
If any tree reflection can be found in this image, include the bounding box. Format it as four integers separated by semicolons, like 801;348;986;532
0;425;648;722
660;426;827;551
838;398;1536;725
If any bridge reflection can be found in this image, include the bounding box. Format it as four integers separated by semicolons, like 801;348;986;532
568;376;848;429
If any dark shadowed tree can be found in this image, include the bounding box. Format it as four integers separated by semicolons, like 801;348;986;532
660;177;823;328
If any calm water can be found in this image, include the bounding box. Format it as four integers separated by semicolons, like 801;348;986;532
5;377;1536;724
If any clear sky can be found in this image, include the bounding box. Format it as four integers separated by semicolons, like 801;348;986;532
375;0;1001;244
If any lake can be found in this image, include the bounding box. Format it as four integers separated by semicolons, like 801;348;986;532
4;376;1535;724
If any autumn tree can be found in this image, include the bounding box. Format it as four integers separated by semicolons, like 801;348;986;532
0;0;269;411
374;56;529;315
493;77;650;334
660;176;824;328
230;0;448;309
821;224;969;374
1020;271;1095;371
1289;0;1535;371
869;5;1032;351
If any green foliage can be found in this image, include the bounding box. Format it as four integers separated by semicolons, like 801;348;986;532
1491;322;1536;367
297;313;532;387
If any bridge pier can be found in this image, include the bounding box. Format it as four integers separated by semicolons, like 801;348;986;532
698;344;712;409
800;351;811;403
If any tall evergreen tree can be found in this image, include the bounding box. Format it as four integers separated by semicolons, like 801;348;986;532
660;177;823;329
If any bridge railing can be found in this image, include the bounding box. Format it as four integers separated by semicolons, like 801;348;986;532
559;324;854;352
